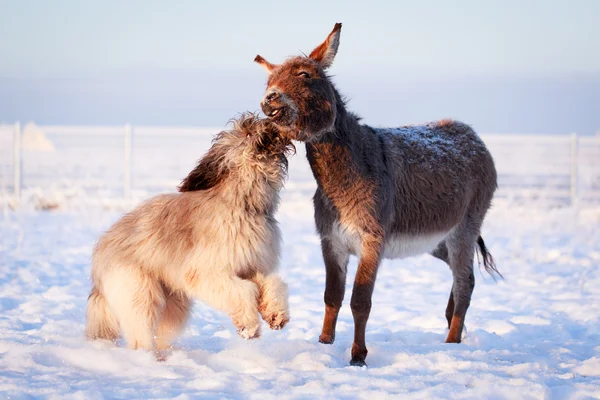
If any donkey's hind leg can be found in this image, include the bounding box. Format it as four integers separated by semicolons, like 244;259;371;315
319;236;350;345
444;230;477;343
445;286;455;330
431;242;454;329
155;289;193;351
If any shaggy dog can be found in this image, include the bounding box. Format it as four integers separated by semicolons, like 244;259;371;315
85;114;292;352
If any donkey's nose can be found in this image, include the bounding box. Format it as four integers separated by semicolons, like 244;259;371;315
265;91;279;102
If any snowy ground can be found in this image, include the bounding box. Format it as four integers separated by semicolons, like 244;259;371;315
1;148;600;399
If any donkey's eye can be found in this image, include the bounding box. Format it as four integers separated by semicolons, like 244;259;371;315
297;71;311;79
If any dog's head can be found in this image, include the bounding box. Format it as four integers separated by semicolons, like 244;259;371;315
179;113;294;193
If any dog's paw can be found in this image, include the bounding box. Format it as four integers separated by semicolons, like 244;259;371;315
154;349;171;362
265;311;289;330
237;325;260;340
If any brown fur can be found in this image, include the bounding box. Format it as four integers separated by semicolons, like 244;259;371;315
255;23;500;366
86;114;293;354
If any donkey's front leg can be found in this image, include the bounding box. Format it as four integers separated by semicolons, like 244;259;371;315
319;237;350;344
349;236;383;366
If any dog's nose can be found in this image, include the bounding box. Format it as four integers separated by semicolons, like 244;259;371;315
265;91;279;103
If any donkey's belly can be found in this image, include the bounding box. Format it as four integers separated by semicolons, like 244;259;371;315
332;221;449;259
383;232;449;259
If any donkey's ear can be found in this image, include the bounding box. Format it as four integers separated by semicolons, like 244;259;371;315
309;23;342;69
178;147;229;192
254;55;278;75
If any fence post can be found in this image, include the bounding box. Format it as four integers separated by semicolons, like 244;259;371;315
13;122;21;203
124;123;132;203
570;132;578;206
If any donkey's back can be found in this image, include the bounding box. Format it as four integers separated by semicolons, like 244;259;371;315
379;119;497;239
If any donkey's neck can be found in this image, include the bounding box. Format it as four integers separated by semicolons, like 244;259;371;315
305;99;381;201
306;93;372;165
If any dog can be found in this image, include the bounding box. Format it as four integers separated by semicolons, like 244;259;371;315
85;113;293;353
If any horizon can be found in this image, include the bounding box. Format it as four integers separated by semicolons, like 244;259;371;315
2;70;598;135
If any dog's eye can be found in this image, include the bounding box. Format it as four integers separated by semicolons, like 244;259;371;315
296;71;311;79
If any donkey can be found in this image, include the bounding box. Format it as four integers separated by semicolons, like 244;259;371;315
254;23;500;366
86;114;292;353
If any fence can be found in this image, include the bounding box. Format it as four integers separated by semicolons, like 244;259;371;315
1;123;599;210
0;123;218;209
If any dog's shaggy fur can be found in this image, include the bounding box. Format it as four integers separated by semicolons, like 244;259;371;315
85;114;293;352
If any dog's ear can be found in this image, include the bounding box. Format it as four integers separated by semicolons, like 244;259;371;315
178;147;229;192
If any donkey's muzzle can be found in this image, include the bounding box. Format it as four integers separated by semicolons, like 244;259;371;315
262;102;287;122
262;89;281;110
261;89;293;125
261;101;279;117
261;101;273;115
265;91;279;102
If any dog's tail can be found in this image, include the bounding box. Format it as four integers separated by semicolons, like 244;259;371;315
85;286;120;341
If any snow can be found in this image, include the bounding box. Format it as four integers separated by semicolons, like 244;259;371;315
21;123;55;152
1;136;600;399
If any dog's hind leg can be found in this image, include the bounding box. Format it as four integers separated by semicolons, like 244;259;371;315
253;273;289;330
155;289;193;351
86;286;120;341
103;267;166;351
187;272;261;339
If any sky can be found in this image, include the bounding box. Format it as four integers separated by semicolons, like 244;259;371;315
1;0;599;134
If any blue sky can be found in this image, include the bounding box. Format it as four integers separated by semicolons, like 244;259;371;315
1;0;599;133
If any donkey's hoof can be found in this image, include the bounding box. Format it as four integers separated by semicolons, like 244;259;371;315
318;333;335;344
444;337;462;344
349;357;367;367
444;330;462;344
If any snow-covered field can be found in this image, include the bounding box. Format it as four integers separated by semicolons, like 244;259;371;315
1;128;600;399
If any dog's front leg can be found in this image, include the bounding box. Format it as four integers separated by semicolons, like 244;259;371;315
186;272;261;339
252;273;290;330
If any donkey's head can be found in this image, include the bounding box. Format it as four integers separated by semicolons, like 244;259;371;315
179;113;293;193
255;23;342;142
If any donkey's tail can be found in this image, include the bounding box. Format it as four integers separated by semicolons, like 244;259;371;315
85;286;120;341
476;236;503;280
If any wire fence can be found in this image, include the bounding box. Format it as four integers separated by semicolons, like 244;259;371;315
1;123;599;210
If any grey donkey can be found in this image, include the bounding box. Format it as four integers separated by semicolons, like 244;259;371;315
254;23;500;366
